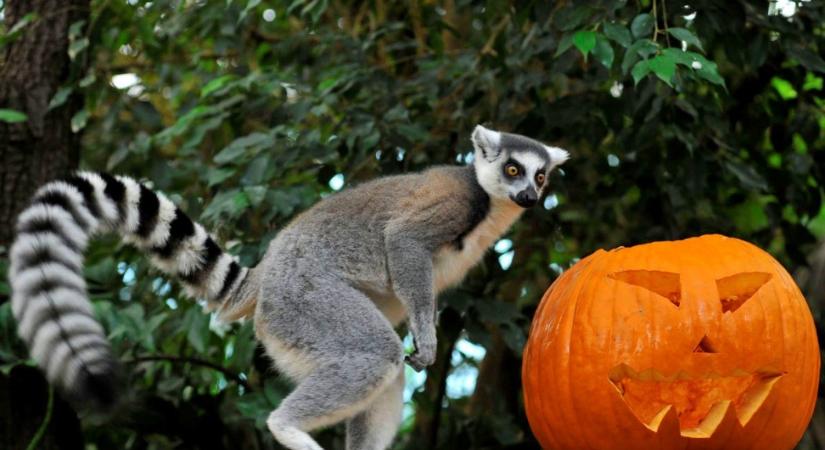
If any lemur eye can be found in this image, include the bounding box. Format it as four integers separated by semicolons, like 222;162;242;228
505;164;520;177
536;172;546;184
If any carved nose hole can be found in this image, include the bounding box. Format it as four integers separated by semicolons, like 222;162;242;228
693;335;717;353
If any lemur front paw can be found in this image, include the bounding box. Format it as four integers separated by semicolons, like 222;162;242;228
405;334;437;371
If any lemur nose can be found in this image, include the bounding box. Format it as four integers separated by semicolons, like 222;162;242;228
516;190;538;208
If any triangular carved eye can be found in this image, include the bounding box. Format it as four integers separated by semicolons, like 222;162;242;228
609;270;681;307
716;272;772;313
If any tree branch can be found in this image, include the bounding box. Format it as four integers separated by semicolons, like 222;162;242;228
124;355;252;391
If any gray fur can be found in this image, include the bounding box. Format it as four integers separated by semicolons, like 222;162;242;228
500;132;552;162
254;126;568;449
8;126;568;450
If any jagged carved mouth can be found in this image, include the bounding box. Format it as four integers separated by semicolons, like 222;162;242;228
609;364;785;438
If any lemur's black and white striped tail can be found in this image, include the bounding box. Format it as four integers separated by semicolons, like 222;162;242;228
8;172;254;408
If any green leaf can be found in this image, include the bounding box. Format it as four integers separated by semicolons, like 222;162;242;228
648;54;676;86
396;123;428;142
727;197;770;233
786;46;825;74
214;132;273;164
0;13;38;47
0;109;28;123
68;37;89;60
184;308;210;353
201;75;238;97
48;87;73;111
71;109;89;132
592;35;615;68
802;73;823;91
631;60;651;85
554;33;574;57
244;185;267;207
239;0;262;24
203;189;250;221
723;160;769;191
207;167;236;186
572;30;597;60
78;72;96;88
603;22;632;48
621;39;657;74
553;5;591;32
771;77;798;100
667;27;704;52
661;48;695;66
630;13;654;39
68;20;86;40
695;60;725;87
661;49;725;87
317;77;340;94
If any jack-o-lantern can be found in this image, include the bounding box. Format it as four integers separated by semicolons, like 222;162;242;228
523;235;819;450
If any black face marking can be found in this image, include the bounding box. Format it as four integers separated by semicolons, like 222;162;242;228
513;188;538;208
64;175;101;219
100;173;126;220
31;190;91;229
217;261;241;300
180;236;222;284
453;166;491;250
152;208;195;258
135;184;160;238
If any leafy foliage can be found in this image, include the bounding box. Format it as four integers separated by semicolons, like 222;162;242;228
0;0;824;449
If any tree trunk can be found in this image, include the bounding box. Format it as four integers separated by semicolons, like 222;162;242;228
0;1;89;448
0;0;87;246
409;307;463;449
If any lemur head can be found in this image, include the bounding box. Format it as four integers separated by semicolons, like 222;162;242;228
471;125;569;208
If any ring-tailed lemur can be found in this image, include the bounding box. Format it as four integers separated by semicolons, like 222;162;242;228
8;125;568;450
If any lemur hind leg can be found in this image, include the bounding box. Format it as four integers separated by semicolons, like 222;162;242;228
257;282;404;450
346;367;405;450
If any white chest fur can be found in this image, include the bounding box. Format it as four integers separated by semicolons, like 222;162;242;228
432;199;523;293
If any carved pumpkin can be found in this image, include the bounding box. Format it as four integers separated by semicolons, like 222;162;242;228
523;235;819;450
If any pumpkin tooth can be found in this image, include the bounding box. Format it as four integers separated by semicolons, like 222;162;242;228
607;365;786;436
680;400;732;438
735;372;785;426
643;405;673;432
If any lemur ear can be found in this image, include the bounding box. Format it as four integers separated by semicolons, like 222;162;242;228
471;125;502;161
544;145;570;168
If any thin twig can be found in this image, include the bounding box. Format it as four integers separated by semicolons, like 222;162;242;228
480;14;510;56
427;332;460;448
662;0;671;46
125;354;252;391
652;0;659;43
25;385;54;450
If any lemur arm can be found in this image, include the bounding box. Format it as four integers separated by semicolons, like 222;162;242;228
385;176;473;371
385;233;436;371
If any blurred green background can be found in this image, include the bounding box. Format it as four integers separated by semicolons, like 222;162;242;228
0;0;823;449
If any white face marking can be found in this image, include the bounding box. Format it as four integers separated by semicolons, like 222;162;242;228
507;152;546;197
470;124;570;204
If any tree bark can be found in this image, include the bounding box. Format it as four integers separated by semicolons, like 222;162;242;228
0;1;89;448
0;0;87;246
